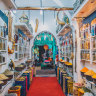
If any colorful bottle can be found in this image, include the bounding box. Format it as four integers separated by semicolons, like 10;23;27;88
91;26;94;36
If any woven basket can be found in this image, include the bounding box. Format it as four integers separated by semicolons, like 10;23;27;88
15;67;23;71
6;75;13;80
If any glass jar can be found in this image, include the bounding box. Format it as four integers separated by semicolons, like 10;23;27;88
0;53;2;63
0;38;2;50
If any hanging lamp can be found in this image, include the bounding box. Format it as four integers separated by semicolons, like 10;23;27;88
19;11;29;23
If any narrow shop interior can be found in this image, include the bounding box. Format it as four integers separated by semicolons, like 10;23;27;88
0;0;96;96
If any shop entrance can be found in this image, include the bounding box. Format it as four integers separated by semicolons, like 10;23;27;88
33;32;57;70
38;46;45;63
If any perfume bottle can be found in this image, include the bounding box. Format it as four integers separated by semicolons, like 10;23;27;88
93;51;95;61
95;24;96;36
91;26;94;36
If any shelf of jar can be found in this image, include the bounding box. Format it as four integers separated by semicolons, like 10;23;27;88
0;62;6;66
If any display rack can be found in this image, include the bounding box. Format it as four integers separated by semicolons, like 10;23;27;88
14;32;29;61
91;19;96;64
0;26;7;65
59;31;73;61
80;23;91;62
80;18;96;64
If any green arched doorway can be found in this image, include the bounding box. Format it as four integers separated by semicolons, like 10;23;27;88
33;31;57;67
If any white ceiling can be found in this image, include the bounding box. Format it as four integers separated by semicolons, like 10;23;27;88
14;0;75;8
13;0;74;39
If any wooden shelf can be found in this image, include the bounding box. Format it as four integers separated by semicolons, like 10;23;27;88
0;36;7;40
72;0;96;18
0;62;6;66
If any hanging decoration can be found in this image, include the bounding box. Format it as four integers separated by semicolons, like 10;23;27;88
19;11;29;23
8;38;15;54
8;11;13;41
63;12;70;24
9;59;15;70
70;52;74;60
44;45;48;50
56;11;65;25
35;18;39;32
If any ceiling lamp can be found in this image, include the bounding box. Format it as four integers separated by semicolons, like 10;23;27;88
44;45;48;50
56;11;65;25
19;11;29;23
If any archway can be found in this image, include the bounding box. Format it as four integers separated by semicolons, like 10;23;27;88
33;31;58;68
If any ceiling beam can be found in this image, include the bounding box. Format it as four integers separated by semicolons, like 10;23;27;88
17;7;73;11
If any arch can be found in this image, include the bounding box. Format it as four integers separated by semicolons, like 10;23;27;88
33;30;57;46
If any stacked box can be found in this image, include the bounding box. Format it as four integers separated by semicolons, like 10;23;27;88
22;72;30;90
60;71;67;89
55;65;58;76
67;80;73;95
14;76;26;96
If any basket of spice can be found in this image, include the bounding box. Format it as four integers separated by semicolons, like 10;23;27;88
80;67;89;77
84;70;96;81
21;63;26;69
3;69;13;80
0;74;9;85
66;62;72;68
8;86;21;96
15;65;25;71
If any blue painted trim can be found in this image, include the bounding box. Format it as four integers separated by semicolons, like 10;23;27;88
18;29;27;37
0;10;8;25
0;10;8;35
83;11;96;24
